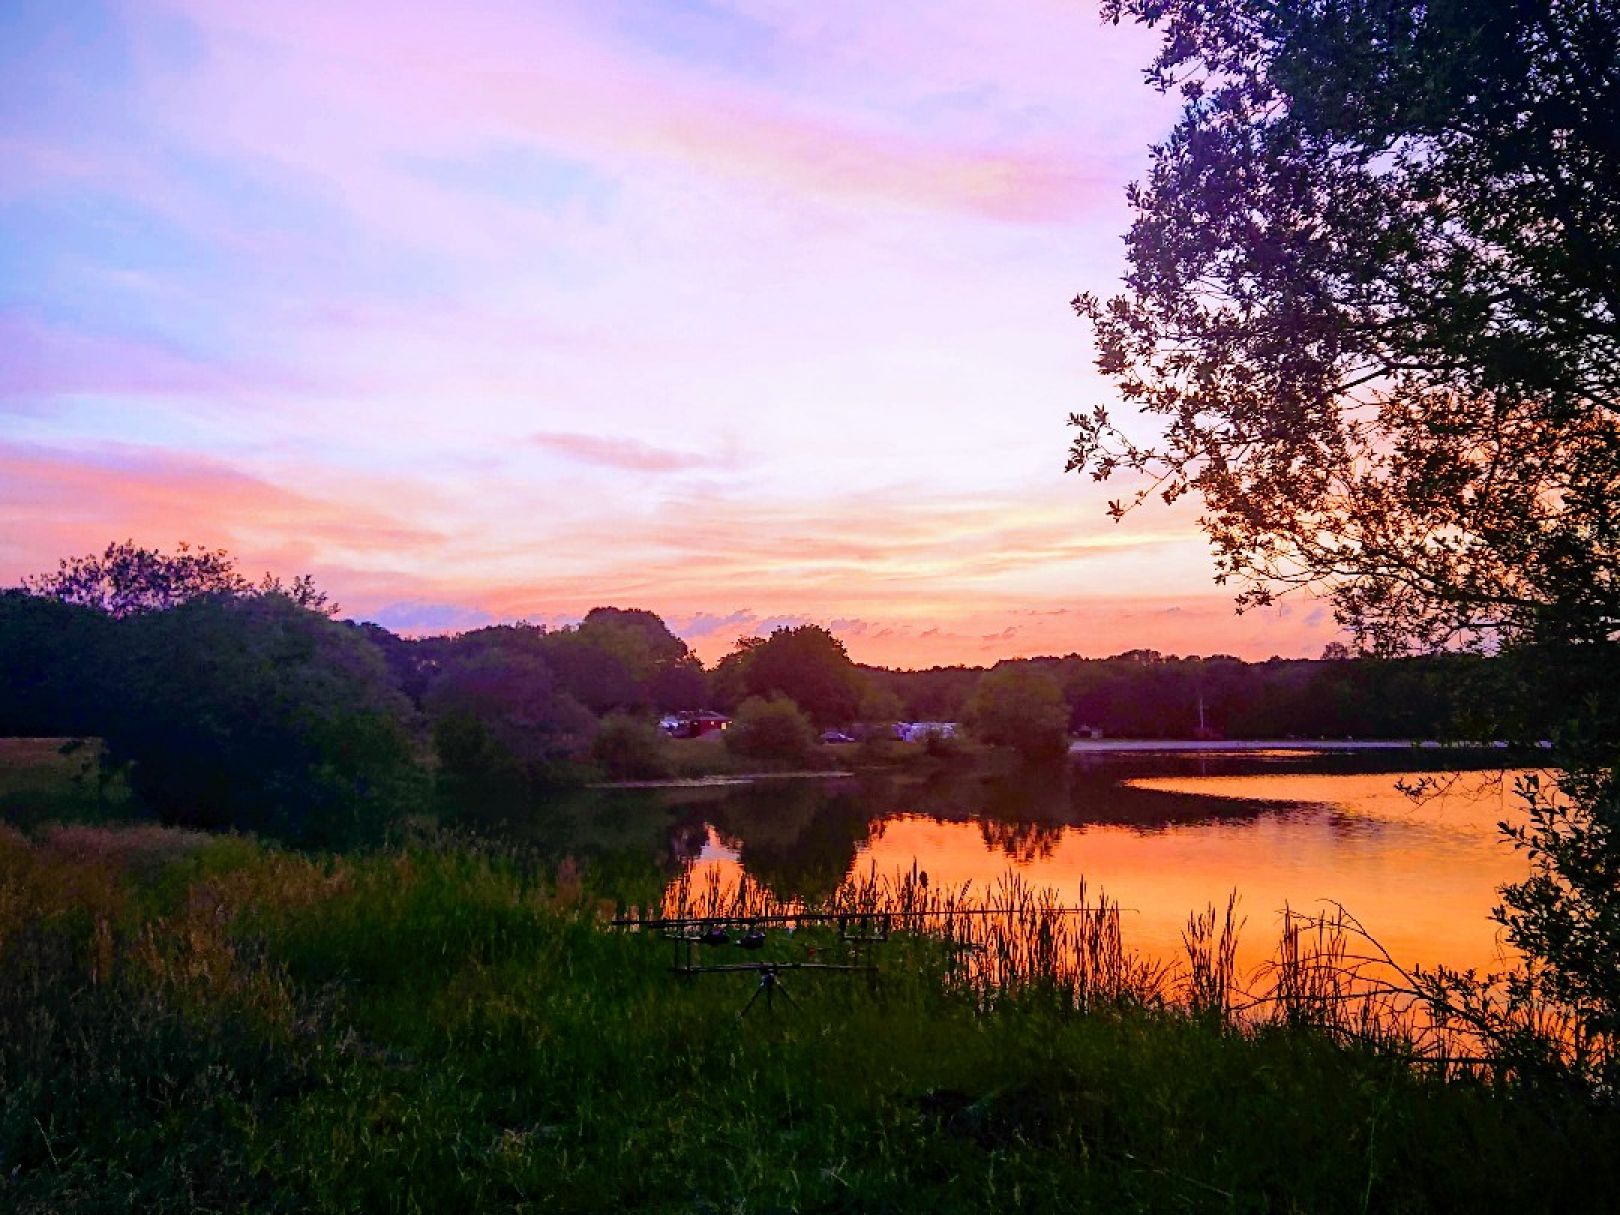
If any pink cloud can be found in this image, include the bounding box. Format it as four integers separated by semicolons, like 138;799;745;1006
0;437;1339;668
0;443;444;583
531;431;732;473
671;609;759;639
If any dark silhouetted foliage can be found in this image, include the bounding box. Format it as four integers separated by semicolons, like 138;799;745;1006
0;592;112;738
100;593;422;846
724;696;817;765
25;540;330;619
720;626;864;727
964;664;1070;760
1086;0;1620;1091
424;648;594;794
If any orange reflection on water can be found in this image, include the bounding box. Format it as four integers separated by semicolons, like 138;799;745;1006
684;770;1532;978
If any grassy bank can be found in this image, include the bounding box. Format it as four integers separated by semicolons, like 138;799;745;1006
2;823;1616;1213
642;729;990;783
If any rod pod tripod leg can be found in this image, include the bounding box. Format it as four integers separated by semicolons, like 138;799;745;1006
737;964;802;1019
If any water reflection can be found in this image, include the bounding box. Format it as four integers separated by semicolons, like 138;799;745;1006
665;750;1534;978
705;780;877;903
465;748;1538;977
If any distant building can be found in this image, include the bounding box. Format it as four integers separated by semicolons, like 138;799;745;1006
660;710;731;739
896;722;957;744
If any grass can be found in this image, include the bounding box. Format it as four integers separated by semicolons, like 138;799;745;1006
651;734;986;782
658;733;847;780
3;823;1618;1213
0;737;133;828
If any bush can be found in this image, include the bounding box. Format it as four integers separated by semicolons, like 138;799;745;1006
425;649;596;803
724;696;817;766
590;715;672;780
963;665;1070;761
102;593;425;847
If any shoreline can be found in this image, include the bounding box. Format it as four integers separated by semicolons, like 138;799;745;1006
587;769;855;790
1066;738;1505;754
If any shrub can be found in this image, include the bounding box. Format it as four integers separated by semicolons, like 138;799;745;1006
724;696;816;766
590;715;672;780
963;665;1070;761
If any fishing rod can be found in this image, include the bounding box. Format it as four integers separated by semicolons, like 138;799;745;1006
611;905;1132;929
614;905;1137;1018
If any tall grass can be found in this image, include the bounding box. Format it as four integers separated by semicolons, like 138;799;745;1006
651;857;1593;1083
655;863;1173;1011
3;825;1617;1212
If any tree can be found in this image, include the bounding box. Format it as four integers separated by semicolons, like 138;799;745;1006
24;540;331;617
424;648;594;790
858;684;905;729
647;658;708;713
102;593;420;846
1081;0;1620;1087
1076;1;1619;657
540;631;642;715
963;665;1070;760
709;635;765;711
576;607;691;680
0;591;112;737
732;625;864;727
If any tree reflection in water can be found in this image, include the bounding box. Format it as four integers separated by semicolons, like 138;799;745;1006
978;818;1064;864
706;779;878;903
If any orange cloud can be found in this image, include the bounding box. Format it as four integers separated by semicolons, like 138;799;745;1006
0;442;1346;668
0;443;444;583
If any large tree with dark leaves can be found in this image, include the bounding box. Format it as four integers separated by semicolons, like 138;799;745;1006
734;625;865;728
1076;0;1618;653
25;540;331;617
1077;0;1620;1087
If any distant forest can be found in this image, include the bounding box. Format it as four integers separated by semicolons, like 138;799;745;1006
6;585;1478;748
866;649;1476;741
348;618;1475;741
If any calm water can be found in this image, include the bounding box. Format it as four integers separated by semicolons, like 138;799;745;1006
527;748;1538;977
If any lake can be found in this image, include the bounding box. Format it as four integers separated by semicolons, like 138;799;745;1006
540;746;1540;980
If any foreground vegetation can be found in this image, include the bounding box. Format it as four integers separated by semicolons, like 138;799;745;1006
3;820;1616;1214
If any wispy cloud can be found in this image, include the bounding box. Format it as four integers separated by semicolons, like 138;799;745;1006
532;431;732;474
137;0;1129;225
0;441;445;577
0;311;305;405
0;0;1327;668
363;600;497;634
671;609;760;639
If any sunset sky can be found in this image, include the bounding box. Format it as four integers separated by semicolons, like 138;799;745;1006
2;0;1344;667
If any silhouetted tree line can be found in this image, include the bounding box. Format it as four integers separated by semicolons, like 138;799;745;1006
868;649;1476;741
3;542;1500;847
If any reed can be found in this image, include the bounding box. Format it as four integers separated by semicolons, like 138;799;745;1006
653;862;1173;1012
1181;892;1243;1020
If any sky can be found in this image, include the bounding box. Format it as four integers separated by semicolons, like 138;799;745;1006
1;0;1345;667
